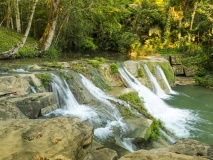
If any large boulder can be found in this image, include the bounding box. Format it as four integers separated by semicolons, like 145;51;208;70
119;139;212;160
168;139;212;159
99;64;123;87
6;92;59;118
123;117;153;144
0;102;27;120
172;65;184;75
124;60;139;76
0;75;30;96
0;117;94;160
175;77;196;85
170;55;182;65
84;141;118;160
184;66;195;77
118;149;207;160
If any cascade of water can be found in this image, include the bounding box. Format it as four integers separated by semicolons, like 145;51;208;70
155;65;178;95
80;74;136;152
12;68;29;73
49;74;135;152
49;74;100;123
143;64;169;99
119;67;196;138
29;85;36;93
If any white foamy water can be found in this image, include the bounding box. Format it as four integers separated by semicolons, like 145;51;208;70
80;74;135;152
49;74;100;124
12;68;29;73
119;67;196;138
143;64;169;99
155;65;178;95
48;74;135;152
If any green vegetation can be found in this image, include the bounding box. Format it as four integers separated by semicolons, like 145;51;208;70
87;60;102;68
41;62;62;69
59;71;73;81
91;69;111;91
0;27;37;55
137;68;144;78
121;107;134;117
149;119;162;141
0;0;212;88
118;92;152;119
110;63;119;74
156;62;175;85
72;61;88;74
35;73;52;90
144;62;155;75
43;47;60;59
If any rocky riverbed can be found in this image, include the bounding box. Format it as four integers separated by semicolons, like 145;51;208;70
0;57;212;160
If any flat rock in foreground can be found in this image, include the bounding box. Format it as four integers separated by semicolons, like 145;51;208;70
0;117;93;160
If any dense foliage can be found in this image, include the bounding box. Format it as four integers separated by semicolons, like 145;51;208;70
0;0;212;86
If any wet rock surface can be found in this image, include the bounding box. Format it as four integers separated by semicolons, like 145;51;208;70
119;139;213;160
0;117;94;160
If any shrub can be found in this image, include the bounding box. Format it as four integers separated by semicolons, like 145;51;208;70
110;63;119;74
43;47;60;59
17;47;36;58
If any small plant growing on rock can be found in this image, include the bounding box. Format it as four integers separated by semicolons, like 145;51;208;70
149;119;162;140
137;68;144;78
118;92;152;118
36;74;52;90
110;63;119;74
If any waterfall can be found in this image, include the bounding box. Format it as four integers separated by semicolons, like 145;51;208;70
29;85;36;93
143;64;169;99
119;67;196;138
49;74;100;124
155;65;178;95
80;74;136;152
49;74;135;152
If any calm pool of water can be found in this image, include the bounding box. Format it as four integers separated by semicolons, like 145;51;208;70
166;85;213;144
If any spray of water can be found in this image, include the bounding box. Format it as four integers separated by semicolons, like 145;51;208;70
119;67;196;138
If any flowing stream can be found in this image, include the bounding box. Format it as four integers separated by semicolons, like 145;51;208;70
49;74;136;152
165;85;213;144
119;66;197;138
143;64;169;99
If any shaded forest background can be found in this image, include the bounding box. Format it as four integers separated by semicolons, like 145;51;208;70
0;0;213;87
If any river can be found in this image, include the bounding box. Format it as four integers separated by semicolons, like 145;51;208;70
166;85;213;144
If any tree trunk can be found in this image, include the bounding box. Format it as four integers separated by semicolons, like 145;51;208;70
6;0;11;29
14;0;21;33
188;1;198;42
163;5;171;47
0;0;39;59
38;0;61;52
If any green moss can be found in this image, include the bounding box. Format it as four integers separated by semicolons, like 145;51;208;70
156;62;175;85
35;73;52;90
143;62;155;75
118;92;152;119
149;119;162;141
110;63;119;74
94;57;105;63
91;69;111;91
121;107;134;117
87;59;102;68
59;71;73;81
72;62;88;74
137;68;144;78
42;61;62;68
